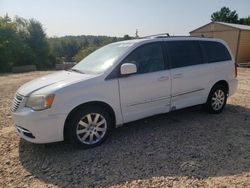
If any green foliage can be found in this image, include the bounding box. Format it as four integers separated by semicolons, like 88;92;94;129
27;19;54;69
211;7;250;26
239;16;250;26
49;35;123;62
75;46;99;62
49;36;83;62
0;15;18;71
123;34;132;40
0;15;55;72
211;7;238;23
0;14;133;72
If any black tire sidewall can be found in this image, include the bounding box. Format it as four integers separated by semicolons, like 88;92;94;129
67;106;112;148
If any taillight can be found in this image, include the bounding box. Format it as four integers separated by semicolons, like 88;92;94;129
234;63;238;78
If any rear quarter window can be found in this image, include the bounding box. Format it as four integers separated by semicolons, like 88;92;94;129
200;41;232;63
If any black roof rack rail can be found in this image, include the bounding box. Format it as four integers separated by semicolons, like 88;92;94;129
140;34;213;39
170;35;213;38
141;33;170;39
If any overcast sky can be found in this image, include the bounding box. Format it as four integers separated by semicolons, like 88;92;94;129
1;0;250;37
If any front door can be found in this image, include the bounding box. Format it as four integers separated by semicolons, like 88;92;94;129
118;42;171;123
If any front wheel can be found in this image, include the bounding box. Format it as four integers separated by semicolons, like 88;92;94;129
204;85;227;114
66;106;112;148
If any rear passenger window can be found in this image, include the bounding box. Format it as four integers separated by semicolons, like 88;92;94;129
200;41;231;63
165;41;203;68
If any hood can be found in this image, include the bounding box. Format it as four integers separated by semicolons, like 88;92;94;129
17;70;95;96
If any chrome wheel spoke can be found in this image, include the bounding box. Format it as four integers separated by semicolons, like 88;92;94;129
217;91;221;97
94;131;102;139
87;114;93;124
212;102;216;106
219;90;223;97
77;129;88;134
81;132;90;141
219;99;224;104
215;103;219;110
89;134;94;143
93;114;100;124
96;119;105;127
79;120;89;128
95;126;106;132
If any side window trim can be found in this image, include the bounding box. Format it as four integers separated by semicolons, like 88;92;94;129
199;41;207;64
164;41;172;69
161;41;171;70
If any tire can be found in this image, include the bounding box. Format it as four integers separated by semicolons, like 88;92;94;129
204;85;227;114
66;105;112;148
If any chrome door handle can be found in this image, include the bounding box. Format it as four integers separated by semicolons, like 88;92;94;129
158;76;169;81
173;73;183;79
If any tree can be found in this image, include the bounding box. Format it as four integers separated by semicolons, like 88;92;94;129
75;46;98;62
48;35;123;63
211;7;238;23
82;37;89;48
123;34;132;40
27;19;53;69
14;16;35;66
0;15;56;72
239;16;250;26
93;37;100;46
0;15;19;71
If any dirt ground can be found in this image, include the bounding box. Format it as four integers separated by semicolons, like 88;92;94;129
0;68;249;188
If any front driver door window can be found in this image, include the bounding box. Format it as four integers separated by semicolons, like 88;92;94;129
123;43;165;74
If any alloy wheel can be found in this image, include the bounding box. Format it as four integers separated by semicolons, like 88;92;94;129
211;89;225;111
76;113;107;145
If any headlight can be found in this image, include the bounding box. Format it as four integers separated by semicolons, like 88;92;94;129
25;94;55;111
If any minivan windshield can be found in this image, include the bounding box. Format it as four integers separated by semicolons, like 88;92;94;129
72;42;134;74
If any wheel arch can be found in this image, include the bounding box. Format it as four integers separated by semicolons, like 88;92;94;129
63;101;116;141
211;80;229;94
207;80;229;102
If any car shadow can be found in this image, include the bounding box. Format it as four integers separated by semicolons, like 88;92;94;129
18;104;250;187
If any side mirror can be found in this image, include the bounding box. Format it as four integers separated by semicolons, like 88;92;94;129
120;63;137;75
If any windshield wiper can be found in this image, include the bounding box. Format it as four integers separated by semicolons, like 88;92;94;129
70;69;85;74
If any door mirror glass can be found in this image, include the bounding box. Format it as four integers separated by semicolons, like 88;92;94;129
120;63;137;75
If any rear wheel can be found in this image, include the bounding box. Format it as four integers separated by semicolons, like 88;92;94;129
66;106;112;148
204;85;227;114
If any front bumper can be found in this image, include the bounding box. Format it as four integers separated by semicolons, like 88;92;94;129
12;107;67;143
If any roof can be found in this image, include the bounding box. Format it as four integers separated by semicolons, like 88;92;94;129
216;22;250;30
190;21;250;33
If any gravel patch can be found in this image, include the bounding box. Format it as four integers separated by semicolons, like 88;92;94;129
0;69;250;187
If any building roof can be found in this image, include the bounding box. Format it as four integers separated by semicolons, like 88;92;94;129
190;21;250;33
216;22;250;30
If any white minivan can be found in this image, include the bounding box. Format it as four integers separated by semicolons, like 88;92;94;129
11;35;238;147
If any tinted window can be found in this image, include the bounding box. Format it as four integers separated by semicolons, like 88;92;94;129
165;41;203;68
123;43;165;74
200;41;231;63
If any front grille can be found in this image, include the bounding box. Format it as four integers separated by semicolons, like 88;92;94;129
11;93;24;112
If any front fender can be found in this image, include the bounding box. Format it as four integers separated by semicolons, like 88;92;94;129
51;79;123;126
